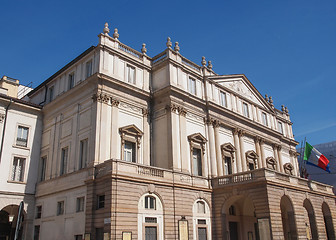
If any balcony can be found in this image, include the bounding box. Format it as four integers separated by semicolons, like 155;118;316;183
93;159;210;189
212;168;334;194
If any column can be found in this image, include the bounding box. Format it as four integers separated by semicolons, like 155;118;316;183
233;128;242;172
207;120;217;177
142;108;150;166
273;144;281;171
254;137;262;169
110;99;119;159
277;145;284;173
214;120;223;176
260;139;266;168
239;130;247;172
179;109;189;173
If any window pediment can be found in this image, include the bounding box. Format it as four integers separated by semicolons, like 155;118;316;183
284;163;294;175
119;124;143;137
266;157;277;170
245;150;258;159
187;133;207;144
221;143;236;153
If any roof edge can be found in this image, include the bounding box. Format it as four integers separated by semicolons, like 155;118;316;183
27;46;96;97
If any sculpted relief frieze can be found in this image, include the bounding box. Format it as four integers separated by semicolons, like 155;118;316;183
220;80;259;105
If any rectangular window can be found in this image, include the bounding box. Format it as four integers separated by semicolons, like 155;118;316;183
124;141;136;163
198;227;207;240
192;148;202;176
76;197;85;212
189;78;196;95
68;73;75;90
262;112;268;126
16;126;29;147
11;157;25;182
60;147;68;176
224;156;232;175
278;121;283;134
75;235;83;240
145;226;157;240
96;228;104;240
79;139;88;169
85;60;93;78
243;103;249;118
48;86;54;102
39;156;46;182
35;206;42;219
220;91;227;107
97;195;105;209
127;65;135;84
34;225;40;240
57;201;64;215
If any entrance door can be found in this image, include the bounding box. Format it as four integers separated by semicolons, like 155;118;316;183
229;222;238;240
145;226;157;240
198;227;207;240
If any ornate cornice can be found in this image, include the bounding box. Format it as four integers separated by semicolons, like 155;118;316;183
111;99;120;107
92;93;110;103
0;114;5;123
142;108;149;117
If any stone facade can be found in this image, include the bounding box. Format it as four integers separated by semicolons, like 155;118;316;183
1;23;335;240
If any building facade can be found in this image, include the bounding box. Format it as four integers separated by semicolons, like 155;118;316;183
2;23;335;240
0;76;42;240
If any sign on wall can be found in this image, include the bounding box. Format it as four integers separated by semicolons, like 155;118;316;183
178;217;189;240
122;232;132;240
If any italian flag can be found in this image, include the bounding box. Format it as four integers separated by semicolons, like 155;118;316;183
303;142;330;172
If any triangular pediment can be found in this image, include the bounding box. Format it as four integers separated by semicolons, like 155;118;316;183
221;143;236;152
187;133;207;143
209;75;274;113
246;150;258;159
119;124;143;136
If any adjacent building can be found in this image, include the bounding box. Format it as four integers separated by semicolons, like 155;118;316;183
0;76;42;239
1;23;335;240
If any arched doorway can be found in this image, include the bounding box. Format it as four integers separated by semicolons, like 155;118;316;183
138;193;164;240
0;205;22;240
192;199;211;240
280;195;297;240
221;195;258;240
322;202;335;240
303;199;318;239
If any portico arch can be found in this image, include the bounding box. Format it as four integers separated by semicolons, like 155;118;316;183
280;195;297;240
221;195;258;240
322;202;335;239
303;199;318;239
0;204;25;240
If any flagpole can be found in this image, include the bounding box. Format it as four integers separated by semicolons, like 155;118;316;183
299;138;306;178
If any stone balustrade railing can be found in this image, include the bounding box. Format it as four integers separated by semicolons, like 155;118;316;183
118;42;143;59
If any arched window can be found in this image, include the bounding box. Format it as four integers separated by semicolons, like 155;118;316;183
246;150;258;171
138;193;163;240
266;157;277;170
193;199;211;240
221;143;236;175
145;196;156;210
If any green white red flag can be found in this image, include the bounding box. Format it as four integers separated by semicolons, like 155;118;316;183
303;142;330;173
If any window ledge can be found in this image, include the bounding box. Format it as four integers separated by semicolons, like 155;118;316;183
12;145;30;151
7;180;26;185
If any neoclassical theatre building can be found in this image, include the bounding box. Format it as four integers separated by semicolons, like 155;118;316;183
9;23;336;239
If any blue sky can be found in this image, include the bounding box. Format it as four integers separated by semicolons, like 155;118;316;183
1;0;335;146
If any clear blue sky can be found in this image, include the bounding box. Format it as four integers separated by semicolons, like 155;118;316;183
1;0;335;146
